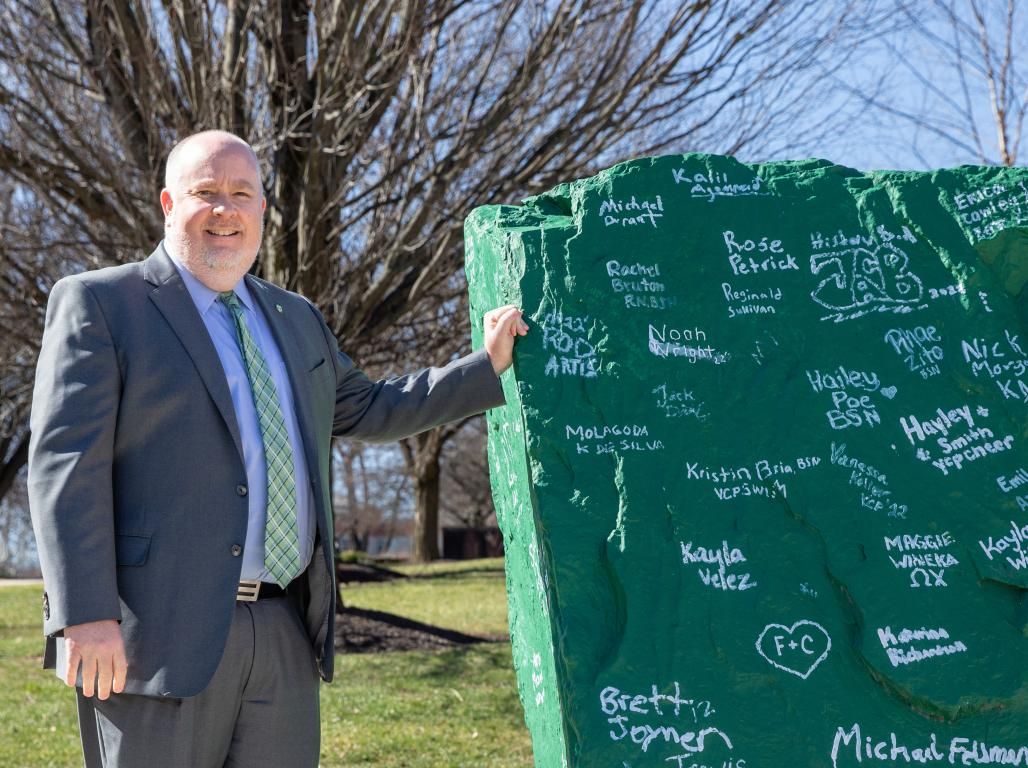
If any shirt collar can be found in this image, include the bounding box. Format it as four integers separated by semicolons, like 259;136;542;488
163;239;254;316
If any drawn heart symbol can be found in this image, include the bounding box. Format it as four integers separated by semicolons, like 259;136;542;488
880;386;897;400
755;620;831;680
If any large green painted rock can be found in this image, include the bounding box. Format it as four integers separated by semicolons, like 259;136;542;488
466;155;1028;768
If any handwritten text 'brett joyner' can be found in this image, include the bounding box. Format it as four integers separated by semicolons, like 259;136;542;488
599;683;738;766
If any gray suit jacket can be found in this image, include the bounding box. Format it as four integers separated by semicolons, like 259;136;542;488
28;244;503;697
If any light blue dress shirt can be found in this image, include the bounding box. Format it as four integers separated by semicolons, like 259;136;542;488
165;245;314;582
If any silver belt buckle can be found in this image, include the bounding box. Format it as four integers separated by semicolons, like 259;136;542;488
237;580;261;602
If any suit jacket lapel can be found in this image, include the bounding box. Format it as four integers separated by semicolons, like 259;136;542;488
144;245;246;466
245;277;320;489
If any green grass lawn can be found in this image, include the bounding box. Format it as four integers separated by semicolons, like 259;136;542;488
0;559;533;767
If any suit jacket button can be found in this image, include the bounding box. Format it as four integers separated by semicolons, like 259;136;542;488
236;484;248;497
230;544;242;557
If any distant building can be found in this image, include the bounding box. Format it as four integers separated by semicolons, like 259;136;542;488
442;526;504;559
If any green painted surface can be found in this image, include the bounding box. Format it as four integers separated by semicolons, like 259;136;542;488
466;154;1028;768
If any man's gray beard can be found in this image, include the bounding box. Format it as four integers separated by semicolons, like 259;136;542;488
197;225;263;272
201;249;252;272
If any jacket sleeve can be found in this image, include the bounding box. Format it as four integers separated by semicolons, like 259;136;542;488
28;277;122;636
310;305;506;443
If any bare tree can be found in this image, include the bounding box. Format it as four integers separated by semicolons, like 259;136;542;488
0;0;885;562
440;416;495;531
0;178;49;518
841;0;1028;168
0;478;37;576
399;415;478;562
333;442;411;556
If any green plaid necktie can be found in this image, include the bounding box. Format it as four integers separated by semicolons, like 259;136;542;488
220;291;300;586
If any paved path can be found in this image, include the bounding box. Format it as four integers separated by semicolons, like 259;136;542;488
0;578;42;588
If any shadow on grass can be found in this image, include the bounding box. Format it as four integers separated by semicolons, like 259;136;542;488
404;565;506;581
336;562;409;584
337;562;504;583
336;606;508;655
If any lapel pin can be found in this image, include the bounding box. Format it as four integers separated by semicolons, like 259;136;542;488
275;304;283;313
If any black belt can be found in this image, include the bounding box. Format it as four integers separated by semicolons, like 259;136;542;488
236;580;288;602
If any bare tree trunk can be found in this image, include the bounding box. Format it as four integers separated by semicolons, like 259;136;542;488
0;511;11;576
381;502;399;555
402;428;444;562
413;460;441;562
330;445;347;610
402;416;475;562
340;447;367;552
0;435;28;502
353;449;369;553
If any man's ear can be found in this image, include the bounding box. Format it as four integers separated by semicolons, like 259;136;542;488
160;188;173;218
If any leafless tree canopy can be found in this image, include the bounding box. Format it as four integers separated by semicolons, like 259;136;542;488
332;442;411;556
0;0;881;562
439;416;494;531
842;0;1028;168
333;417;494;559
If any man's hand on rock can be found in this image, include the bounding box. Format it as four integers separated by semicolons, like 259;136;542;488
483;305;529;375
63;619;127;700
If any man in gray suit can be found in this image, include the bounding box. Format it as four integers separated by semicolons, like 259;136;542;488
28;130;526;766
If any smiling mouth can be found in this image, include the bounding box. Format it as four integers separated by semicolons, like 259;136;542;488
205;229;240;238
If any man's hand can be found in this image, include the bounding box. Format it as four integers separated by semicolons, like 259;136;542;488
483;305;529;375
62;619;127;700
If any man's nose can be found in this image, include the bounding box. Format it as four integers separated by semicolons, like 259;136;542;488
211;195;237;214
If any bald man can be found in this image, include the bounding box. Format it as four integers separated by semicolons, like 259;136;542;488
28;130;526;767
